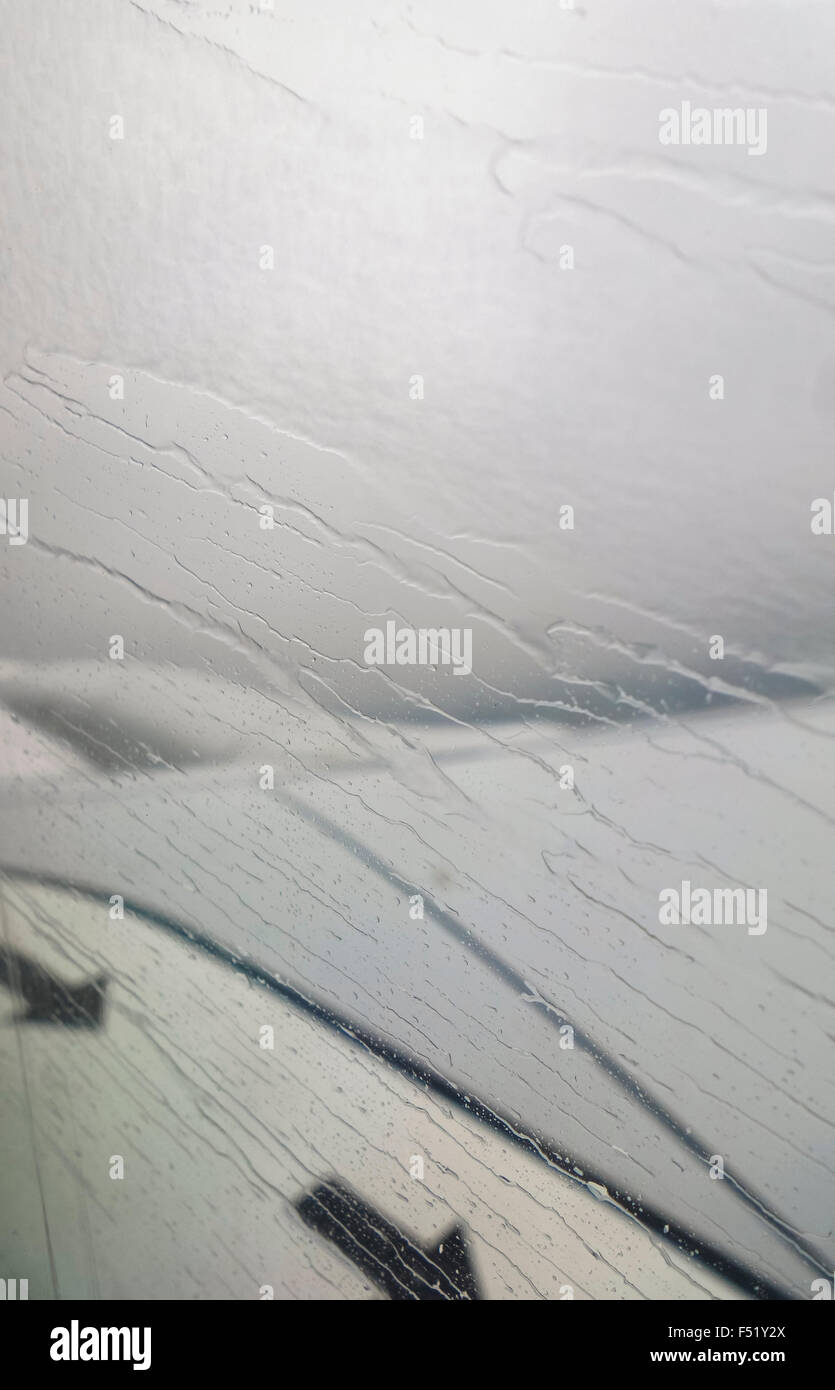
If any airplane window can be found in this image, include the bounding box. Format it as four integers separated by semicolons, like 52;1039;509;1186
0;0;832;1318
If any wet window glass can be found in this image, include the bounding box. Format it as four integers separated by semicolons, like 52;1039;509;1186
1;0;833;1306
